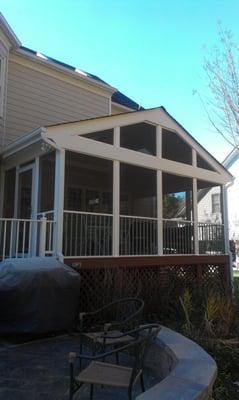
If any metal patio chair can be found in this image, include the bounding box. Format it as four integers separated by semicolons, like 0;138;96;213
78;298;144;356
68;323;160;400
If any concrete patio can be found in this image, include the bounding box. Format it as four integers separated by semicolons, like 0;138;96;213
0;334;158;400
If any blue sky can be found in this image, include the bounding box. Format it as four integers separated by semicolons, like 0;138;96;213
1;0;239;161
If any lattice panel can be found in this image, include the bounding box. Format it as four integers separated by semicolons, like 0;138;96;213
201;264;225;294
75;259;230;315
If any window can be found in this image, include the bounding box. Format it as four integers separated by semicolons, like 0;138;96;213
212;193;220;213
0;56;6;117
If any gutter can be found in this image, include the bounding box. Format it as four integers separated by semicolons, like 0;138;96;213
0;126;64;160
1;127;43;159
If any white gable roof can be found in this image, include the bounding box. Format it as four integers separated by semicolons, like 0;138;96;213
45;107;232;182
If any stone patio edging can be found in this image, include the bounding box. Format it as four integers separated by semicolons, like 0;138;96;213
137;326;217;400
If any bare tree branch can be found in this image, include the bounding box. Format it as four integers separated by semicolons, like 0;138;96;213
201;25;239;149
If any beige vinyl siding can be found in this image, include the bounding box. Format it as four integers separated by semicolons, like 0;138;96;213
3;60;110;146
111;103;132;115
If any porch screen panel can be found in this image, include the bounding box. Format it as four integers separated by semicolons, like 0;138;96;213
3;168;15;217
82;129;113;145
1;169;15;258
162;129;192;165
120;163;157;255
38;151;55;213
64;151;113;256
162;173;193;254
120;123;156;156
197;180;224;254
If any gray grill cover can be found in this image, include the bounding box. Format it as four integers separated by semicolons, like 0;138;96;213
0;257;81;334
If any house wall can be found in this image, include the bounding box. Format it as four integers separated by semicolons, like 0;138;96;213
198;157;239;240
0;55;111;148
197;186;222;224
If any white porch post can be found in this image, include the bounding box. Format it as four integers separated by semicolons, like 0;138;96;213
193;177;199;255
156;125;163;255
157;170;163;255
222;185;230;254
222;184;233;285
113;126;120;256
113;160;120;256
39;214;47;257
31;157;39;256
192;149;199;255
54;149;65;258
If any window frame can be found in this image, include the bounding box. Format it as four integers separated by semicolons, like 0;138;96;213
211;193;220;214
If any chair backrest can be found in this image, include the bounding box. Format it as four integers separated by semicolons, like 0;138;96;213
80;297;144;332
129;324;160;387
114;298;144;328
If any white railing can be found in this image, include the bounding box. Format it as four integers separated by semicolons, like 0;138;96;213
163;219;194;254
120;215;157;255
0;216;55;260
198;222;224;254
37;211;55;255
63;210;113;257
37;210;54;220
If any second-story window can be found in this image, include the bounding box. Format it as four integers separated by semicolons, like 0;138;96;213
211;193;220;213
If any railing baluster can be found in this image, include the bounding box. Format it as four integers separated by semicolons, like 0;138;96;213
28;221;32;257
49;222;52;252
9;220;13;258
15;221;19;258
2;220;7;261
74;214;78;256
22;221;26;257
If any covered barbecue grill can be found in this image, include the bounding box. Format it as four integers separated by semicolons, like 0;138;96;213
0;257;81;334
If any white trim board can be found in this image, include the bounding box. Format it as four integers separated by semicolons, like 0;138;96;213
45;107;232;182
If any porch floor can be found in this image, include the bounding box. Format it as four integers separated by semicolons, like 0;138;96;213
0;334;158;400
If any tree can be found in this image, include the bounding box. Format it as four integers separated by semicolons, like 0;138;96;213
199;25;239;148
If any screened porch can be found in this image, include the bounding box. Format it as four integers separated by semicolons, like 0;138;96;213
0;108;230;260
